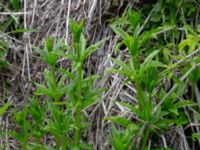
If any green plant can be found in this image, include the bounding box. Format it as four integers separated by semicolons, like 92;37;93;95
0;102;11;117
10;19;106;150
9;0;21;11
44;103;74;150
150;0;196;23
28;99;46;147
109;125;136;150
108;9;199;149
35;20;106;148
68;20;106;147
8;100;47;150
9;107;32;150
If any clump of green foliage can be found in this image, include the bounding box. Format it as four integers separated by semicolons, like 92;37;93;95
8;20;106;150
108;5;200;150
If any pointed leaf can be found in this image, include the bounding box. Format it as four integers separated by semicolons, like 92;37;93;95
0;102;11;116
80;37;108;62
107;116;133;127
142;50;160;67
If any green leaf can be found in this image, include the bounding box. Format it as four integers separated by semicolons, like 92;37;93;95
72;62;81;72
9;0;21;10
184;25;196;35
65;50;77;61
0;102;11;116
29;100;43;122
106;68;132;79
168;107;179;115
58;74;68;87
112;17;129;26
110;125;136;150
142;50;160;67
192;133;200;139
80;33;86;55
0;45;9;68
33;46;43;55
173;100;197;108
0;60;9;68
80;37;108;62
8;131;22;141
118;102;140;116
82;87;103;109
178;34;198;53
188;66;200;84
174;116;189;126
6;28;36;35
70;19;84;43
163;48;170;62
111;25;129;41
107;116;135;128
15;110;27;126
45;37;54;53
34;83;50;96
127;10;141;30
139;30;157;46
44;52;58;66
112;58;131;72
111;25;139;56
53;49;67;57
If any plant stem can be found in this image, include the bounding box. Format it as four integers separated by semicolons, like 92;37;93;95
51;66;58;102
133;56;140;71
62;136;69;150
135;82;143;111
22;143;26;150
192;84;195;101
132;54;143;110
141;128;150;150
74;66;82;146
56;137;60;150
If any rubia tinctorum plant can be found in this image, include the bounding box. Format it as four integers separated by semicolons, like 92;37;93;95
67;20;107;148
8;20;106;150
108;9;199;149
34;19;107;149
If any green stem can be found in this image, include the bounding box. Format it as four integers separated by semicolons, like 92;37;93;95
135;82;143;111
132;55;143;110
141;128;151;150
51;66;58;102
22;143;26;150
133;56;140;70
35;137;40;146
35;125;41;145
55;137;60;150
61;136;69;150
74;66;82;146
